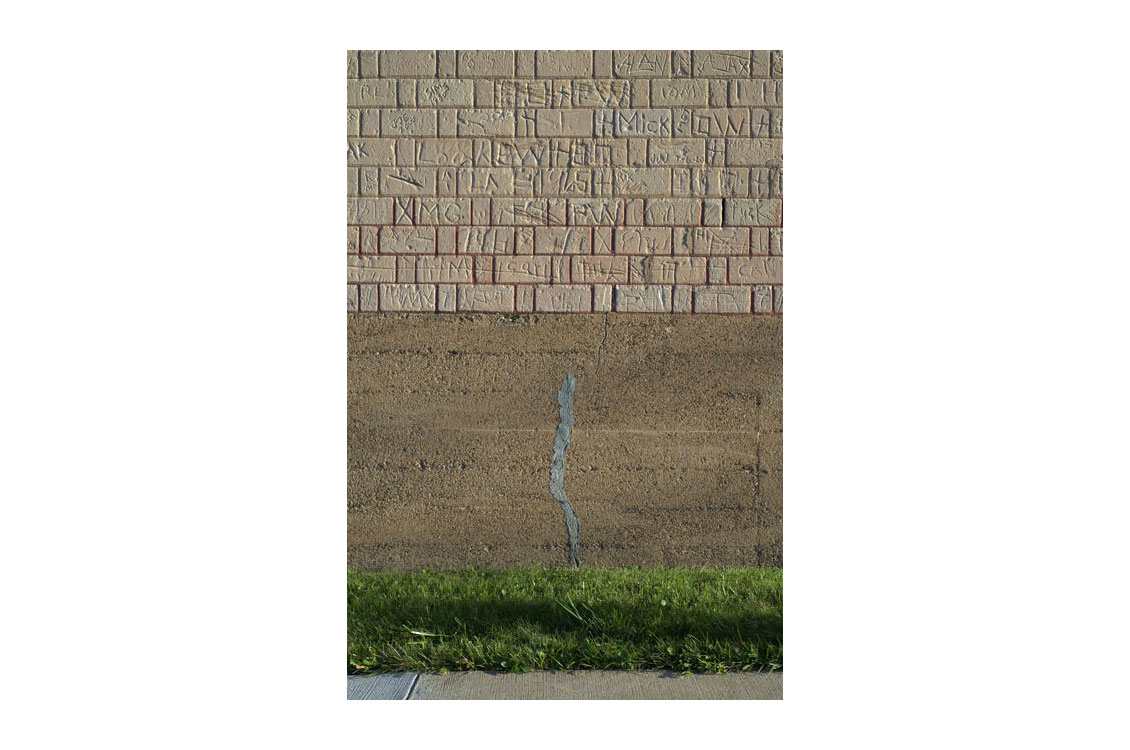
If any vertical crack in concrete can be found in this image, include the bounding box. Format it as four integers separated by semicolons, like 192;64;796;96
550;373;580;568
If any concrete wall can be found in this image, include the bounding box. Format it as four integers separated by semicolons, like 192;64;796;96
348;314;781;570
347;51;782;569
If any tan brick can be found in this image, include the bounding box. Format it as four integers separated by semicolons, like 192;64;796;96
379;283;437;311
515;50;534;77
630;80;650;107
360;226;378;253
614;285;672;312
347;50;360;79
456;168;514;197
379;51;436;77
436;226;456;254
347;108;360;137
458;285;514;312
675;227;751;255
694;285;751;313
772;285;783;313
722;199;782;227
627;139;647;167
625;199;644;225
417;198;470;225
396;256;415;282
593;226;613;254
457;226;514;255
409;139;473;167
348;79;396;106
644;199;701;225
672;285;692;312
770;50;783;79
614;168;672;196
672;51;692;77
728;256;783;284
497;80;550;108
348;256;396;283
730;79;782;107
593;50;612;78
474;79;494;106
415;256;474;284
347;139;396;166
673;168;749;198
572;80;630;107
548;80;573;108
615;227;673;255
347;225;359;254
392;196;414;225
359;284;377;311
572;255;628;283
437;50;455;78
536;50;592;77
496;255;552;284
703;199;723;226
536;109;592;137
380;226;435;254
753;284;773;313
492;198;549;225
457;50;515;77
596;108;672;137
628;256;705;284
535;285;591;312
379;167;436;196
568;199;623;226
687;108;758;137
650;78;708;106
456;109;515;136
769;228;782;256
692;51;753;77
550;256;569;283
347;284;359;311
471;199;491;226
612;51;670;77
397;79;416;107
708;257;727;283
348;167;359;196
754;50;772;78
380;109;437;137
349;198;393;226
516;285;534;312
437;109;456;137
535;227;591;254
437;283;456;311
725;138;783;167
359;51;377;78
593;283;612;312
648;139;706;167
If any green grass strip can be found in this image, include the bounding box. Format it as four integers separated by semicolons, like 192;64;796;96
348;566;782;674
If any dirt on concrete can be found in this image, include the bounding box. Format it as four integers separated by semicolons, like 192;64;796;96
348;313;782;570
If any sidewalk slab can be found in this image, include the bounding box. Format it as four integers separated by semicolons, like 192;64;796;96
410;670;782;700
347;672;419;700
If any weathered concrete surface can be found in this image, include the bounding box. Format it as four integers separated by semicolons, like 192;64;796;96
346;672;418;700
409;670;782;700
348;313;781;570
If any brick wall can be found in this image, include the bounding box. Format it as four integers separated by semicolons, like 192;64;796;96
347;50;783;314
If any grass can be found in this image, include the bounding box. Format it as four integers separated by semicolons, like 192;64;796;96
348;566;782;674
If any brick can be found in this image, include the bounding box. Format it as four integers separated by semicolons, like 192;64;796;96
647;139;706;167
359;284;377;311
753;284;773;313
497;80;550;108
644;199;701;225
348;256;396;283
437;283;456;311
694;285;751;313
516;50;534;77
347;284;359;311
536;50;592;77
349;198;393;225
548;80;573;108
347;108;360;137
379;51;436;77
572;79;630;107
360;226;378;253
593;51;612;78
730;79;782;107
593;283;612;312
596;109;672;137
692;51;753;77
380;226;435;254
628;256;705;284
708;257;727;283
415;79;473;107
572;255;628;284
397;79;416;107
536;109;593;137
458;226;514;255
347;139;396;166
380;109;437;137
615;227;673;255
516;285;534;312
728;256;783;284
379;167;436;196
392;196;413;225
348;167;359;196
672;51;692;77
410;139;473;167
650;79;708;106
347;225;359;254
416;256;474;284
593;226;613;254
457;168;515;197
675;227;750;255
709;79;728;107
722;199;782;227
614;168;672;196
568;198;623;226
359;51;378;78
347;50;360;79
672;285;692;312
770;50;783;79
396;256;415;282
493;198;549;225
673;168;749;198
435;226;456;254
772;285;783;313
535;227;592;254
458;285;515;312
535;285;591;312
457;50;515;77
726;139;783;166
687;108;757;137
348;79;396;106
437;51;455;78
612;51;670;77
471;198;491;226
630;80;649;107
769;228;782;256
418;198;470;225
703;199;723;226
456;109;515;136
496;256;552;284
614;285;672;312
379;283;437;311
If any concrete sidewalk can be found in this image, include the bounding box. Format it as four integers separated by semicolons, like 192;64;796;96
348;670;781;700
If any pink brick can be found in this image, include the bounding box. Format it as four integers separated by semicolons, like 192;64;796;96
458;285;515;312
